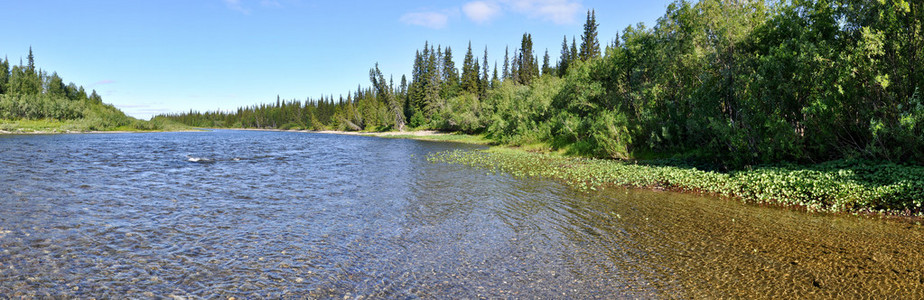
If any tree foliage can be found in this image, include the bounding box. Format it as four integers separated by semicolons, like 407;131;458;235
580;10;601;61
162;1;924;167
0;49;158;130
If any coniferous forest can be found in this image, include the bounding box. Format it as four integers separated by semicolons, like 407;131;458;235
159;0;922;168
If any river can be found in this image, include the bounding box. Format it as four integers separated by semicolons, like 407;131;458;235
1;130;921;298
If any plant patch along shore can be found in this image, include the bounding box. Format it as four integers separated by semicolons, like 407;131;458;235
428;148;924;219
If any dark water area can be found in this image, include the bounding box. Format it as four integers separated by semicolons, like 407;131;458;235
1;130;922;298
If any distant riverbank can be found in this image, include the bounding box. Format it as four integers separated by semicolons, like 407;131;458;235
226;128;496;145
0;118;192;134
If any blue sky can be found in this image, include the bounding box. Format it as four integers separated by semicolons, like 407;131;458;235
1;0;675;120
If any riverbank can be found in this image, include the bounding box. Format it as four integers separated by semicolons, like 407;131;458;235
226;128;496;145
0;118;193;134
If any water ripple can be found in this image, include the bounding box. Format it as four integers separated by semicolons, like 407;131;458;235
1;131;922;298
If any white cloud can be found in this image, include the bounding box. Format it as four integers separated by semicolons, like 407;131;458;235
463;1;502;24
403;0;580;28
459;0;582;25
501;0;582;24
223;0;250;14
400;11;450;29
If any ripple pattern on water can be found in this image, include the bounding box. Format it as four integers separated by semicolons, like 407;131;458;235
1;130;921;298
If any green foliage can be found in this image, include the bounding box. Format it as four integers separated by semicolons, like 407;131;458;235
460;42;480;95
516;33;540;85
408;110;427;128
579;10;601;61
0;93;85;120
164;0;924;169
0;49;166;132
433;93;483;133
483;77;560;145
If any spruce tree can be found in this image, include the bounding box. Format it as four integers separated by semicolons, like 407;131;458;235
510;49;520;84
424;46;440;115
27;46;35;73
542;49;551;76
517;33;538;85
461;41;478;94
492;62;499;88
473;59;482;95
401;74;411;119
409;49;425;113
442;46;459;85
502;46;510;80
579;10;600;61
440;46;460;100
0;57;9;94
559;36;571;77
436;45;444;80
481;46;489;95
370;63;404;129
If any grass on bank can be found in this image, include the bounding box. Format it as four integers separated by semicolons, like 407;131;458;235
427;145;924;217
375;132;496;145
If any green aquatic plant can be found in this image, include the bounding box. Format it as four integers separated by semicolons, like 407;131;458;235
428;149;924;215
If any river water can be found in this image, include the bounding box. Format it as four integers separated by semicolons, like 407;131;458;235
1;130;922;298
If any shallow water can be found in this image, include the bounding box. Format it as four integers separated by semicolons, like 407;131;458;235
0;130;921;298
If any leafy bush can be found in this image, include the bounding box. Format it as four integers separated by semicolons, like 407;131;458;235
484;77;561;145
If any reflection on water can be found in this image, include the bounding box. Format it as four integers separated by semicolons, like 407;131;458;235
0;130;921;298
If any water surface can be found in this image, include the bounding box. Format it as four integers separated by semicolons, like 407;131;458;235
1;130;921;298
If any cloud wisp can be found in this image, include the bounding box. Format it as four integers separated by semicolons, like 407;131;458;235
463;1;502;24
223;0;250;14
399;11;451;29
401;0;581;29
509;0;583;24
465;0;582;25
92;79;116;86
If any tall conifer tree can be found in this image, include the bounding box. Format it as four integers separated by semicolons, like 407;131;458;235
559;36;571;77
461;41;479;94
481;46;489;95
579;10;600;61
502;46;510;80
542;49;551;76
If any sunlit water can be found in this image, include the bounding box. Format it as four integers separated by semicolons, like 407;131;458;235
1;130;922;298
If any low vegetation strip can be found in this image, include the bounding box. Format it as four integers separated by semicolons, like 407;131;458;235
428;149;924;216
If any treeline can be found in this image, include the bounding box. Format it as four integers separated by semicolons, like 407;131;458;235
161;0;923;168
0;48;163;130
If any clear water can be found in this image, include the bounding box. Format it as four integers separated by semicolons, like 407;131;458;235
1;130;922;298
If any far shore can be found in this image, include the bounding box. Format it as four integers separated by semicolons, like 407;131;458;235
0;129;204;135
0;129;146;135
214;128;494;145
226;127;448;137
0;127;456;139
